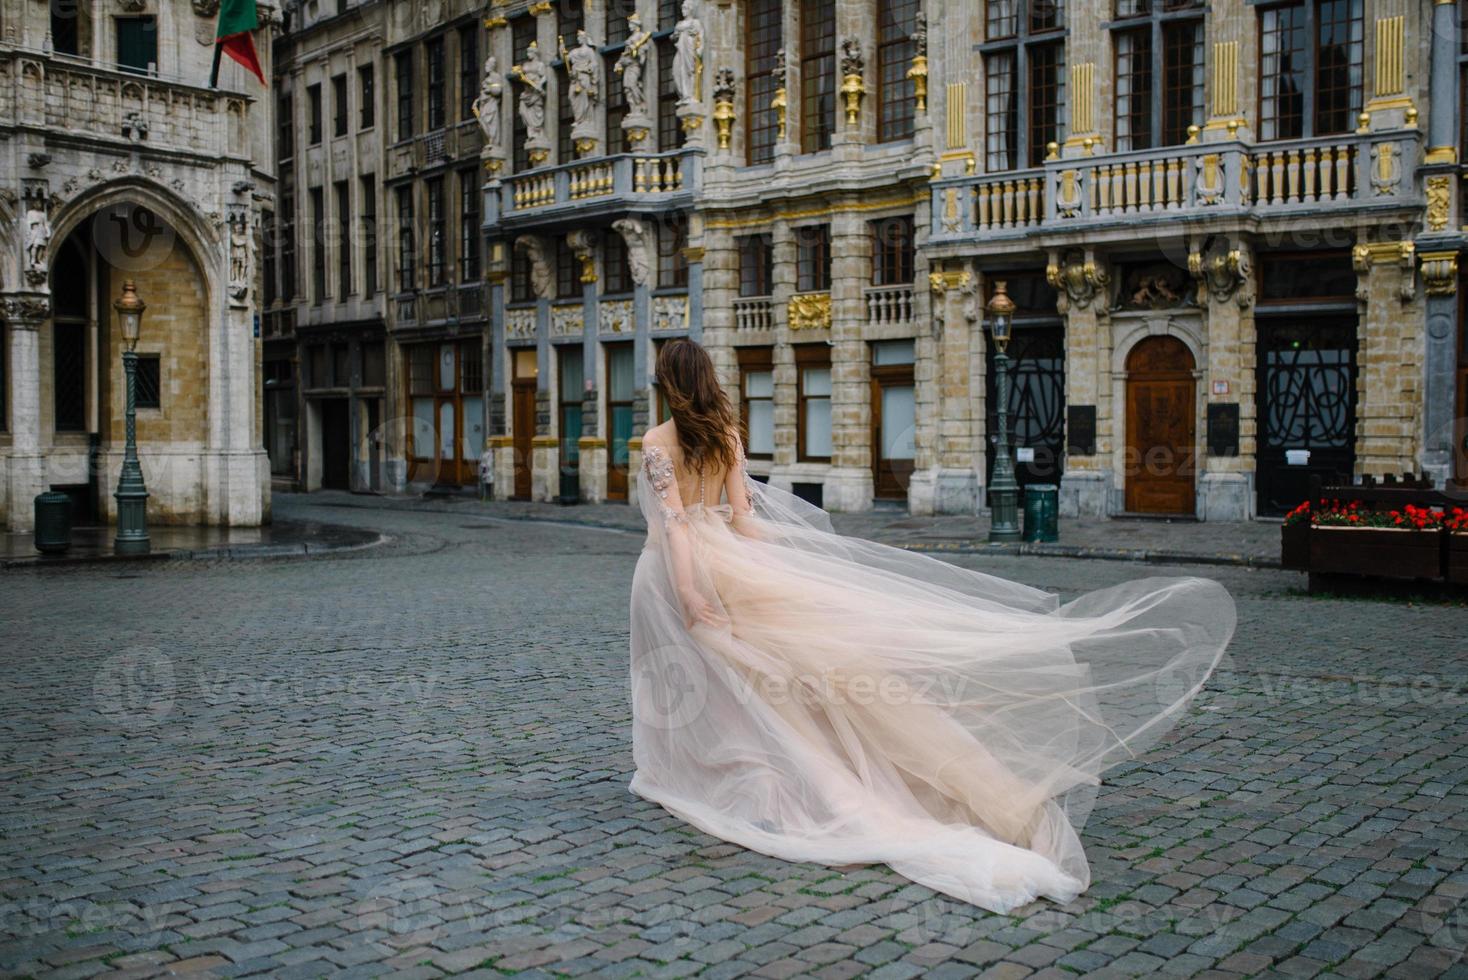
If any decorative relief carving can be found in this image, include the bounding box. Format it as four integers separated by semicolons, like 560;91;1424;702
551;303;584;337
227;206;250;306
653;295;688;332
1046;250;1109;312
1425;175;1452;232
1188;238;1253;309
506;307;537;339
1420;252;1459;297
600;298;634;334
787;292;832;330
611;219;652;286
514;235;553;298
1352;241;1416;303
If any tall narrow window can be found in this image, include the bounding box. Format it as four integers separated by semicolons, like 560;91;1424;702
277;92;295;159
280;169;297;302
604;232;632;294
310;187;326;302
876;0;920;142
745;0;783;165
557;0;585;162
115;16;157;74
799;0;836;153
395;49;415;140
658;216;689;288
1260;0;1362;140
459;26;479;122
52;243;88;433
426;177;446;287
737;234;773;296
511;244;534;303
332;73;348;137
51;3;79;55
334;181;351;298
558;346;584;477
1111;0;1203;151
738;347;775;458
308;83;323;144
511;17;536;170
983;0;1065;171
795;224;832;292
361;175;378;295
796;344;832;461
426;37;446;131
459;169;481;283
556;238;578;298
870;216;914;286
358;64;375;128
396;185;415;292
604;6;630;154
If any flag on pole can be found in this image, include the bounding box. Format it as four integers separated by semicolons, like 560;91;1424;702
211;0;264;87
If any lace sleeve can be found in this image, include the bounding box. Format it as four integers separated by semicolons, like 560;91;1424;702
642;444;688;528
737;443;758;515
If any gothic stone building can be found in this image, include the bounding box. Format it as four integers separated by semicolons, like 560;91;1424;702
0;0;275;531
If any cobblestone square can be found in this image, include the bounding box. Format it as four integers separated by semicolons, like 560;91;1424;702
3;499;1467;979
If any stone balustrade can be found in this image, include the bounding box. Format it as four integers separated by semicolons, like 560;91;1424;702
500;148;701;219
733;296;774;331
864;285;915;326
931;131;1422;244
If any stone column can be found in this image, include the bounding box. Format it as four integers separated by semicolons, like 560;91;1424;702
1195;241;1256;521
1052;254;1112;517
823;207;874;512
4;295;48;532
909;268;980;515
1354;244;1424;477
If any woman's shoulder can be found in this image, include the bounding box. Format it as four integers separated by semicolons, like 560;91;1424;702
642;420;674;447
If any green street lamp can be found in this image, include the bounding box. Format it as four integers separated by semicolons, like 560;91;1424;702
113;280;150;556
986;280;1021;542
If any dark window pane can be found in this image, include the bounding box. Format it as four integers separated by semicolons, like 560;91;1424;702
116;16;157;74
799;0;836;154
746;0;783;164
135;355;161;410
54;321;87;431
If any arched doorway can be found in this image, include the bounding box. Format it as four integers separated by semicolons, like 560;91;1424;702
48;200;211;524
1125;336;1196;515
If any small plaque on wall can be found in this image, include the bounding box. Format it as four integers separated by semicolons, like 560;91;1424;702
1066;405;1097;456
1207;403;1241;457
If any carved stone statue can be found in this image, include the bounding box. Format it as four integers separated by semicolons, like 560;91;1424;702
510;42;550;148
611;218;652;287
515;234;553;298
23;205;50;283
559;29;601;140
615;14;653;120
671;0;704;106
227;212;250;303
472;55;504;149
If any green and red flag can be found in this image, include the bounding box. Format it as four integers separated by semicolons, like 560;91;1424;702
210;0;264;87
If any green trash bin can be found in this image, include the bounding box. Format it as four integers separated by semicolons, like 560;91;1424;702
1023;484;1059;543
34;491;73;555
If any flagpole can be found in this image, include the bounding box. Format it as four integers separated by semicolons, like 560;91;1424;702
209;42;223;88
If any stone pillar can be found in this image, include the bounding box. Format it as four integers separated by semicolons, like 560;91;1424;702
700;224;739;392
4;295;48;532
1421;256;1460;487
1052;254;1112;517
823;208;874;512
1195;242;1256;522
1353;244;1424;477
909;268;980;515
1428;0;1460;157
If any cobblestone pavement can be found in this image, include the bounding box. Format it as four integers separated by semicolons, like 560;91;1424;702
2;499;1467;980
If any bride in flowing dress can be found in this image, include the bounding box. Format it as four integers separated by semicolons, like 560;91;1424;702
628;339;1236;914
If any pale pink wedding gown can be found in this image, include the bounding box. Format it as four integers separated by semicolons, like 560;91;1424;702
628;437;1235;913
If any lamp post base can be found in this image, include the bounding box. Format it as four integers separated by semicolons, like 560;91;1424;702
114;487;151;555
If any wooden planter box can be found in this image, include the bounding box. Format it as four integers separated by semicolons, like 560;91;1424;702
1281;522;1310;571
1448;533;1468;584
1309;526;1444;581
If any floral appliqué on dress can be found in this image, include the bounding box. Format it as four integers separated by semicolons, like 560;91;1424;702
642;444;687;528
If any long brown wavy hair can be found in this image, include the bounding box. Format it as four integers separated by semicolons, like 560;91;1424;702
656;339;743;475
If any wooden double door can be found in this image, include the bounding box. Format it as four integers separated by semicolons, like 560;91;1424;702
1125;336;1197;515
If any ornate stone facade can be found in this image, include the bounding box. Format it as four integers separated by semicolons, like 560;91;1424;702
0;0;275;531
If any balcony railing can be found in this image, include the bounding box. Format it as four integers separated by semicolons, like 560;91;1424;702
932;131;1421;244
864;285;916;326
733;296;774;331
499;148;701;218
2;50;248;160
